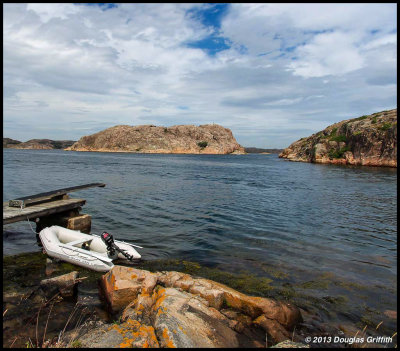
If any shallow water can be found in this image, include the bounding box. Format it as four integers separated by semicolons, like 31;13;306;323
3;149;397;340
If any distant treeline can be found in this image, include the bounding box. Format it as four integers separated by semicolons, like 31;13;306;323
244;147;283;154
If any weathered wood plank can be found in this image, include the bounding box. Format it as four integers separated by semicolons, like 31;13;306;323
8;183;105;208
3;198;86;225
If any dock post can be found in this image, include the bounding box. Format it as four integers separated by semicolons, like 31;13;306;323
35;210;92;234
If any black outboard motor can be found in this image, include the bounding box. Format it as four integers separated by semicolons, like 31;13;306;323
101;231;135;261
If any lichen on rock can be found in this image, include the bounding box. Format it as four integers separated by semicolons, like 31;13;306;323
95;265;303;348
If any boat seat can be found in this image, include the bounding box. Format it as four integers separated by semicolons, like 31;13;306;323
58;243;113;262
66;238;93;247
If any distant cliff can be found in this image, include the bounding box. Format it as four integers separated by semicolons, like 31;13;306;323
3;139;76;150
66;124;245;154
279;109;397;167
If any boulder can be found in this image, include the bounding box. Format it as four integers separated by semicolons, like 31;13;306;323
45;258;61;276
40;271;79;297
101;266;158;312
158;270;301;328
271;340;310;348
78;319;159;348
253;314;291;343
100;266;303;347
152;287;260;348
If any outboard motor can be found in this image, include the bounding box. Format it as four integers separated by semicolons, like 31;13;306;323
101;231;135;261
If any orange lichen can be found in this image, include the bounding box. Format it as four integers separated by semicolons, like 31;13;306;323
162;328;176;348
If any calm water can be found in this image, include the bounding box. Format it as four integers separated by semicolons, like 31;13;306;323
3;149;397;335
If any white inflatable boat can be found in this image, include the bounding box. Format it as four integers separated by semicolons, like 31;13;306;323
39;225;142;272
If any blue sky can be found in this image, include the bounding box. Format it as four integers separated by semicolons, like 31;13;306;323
3;3;397;148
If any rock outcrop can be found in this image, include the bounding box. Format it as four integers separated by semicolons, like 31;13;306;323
3;138;21;148
3;138;76;150
279;109;397;167
66;124;245;154
82;265;303;348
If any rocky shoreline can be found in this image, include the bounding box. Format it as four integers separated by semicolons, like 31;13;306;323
3;252;396;348
279;109;397;167
2;252;306;348
94;265;303;348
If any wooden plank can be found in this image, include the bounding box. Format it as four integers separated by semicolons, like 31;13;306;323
8;183;105;208
3;198;86;225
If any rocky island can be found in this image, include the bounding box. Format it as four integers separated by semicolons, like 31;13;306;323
65;124;245;154
279;109;397;167
3;138;76;150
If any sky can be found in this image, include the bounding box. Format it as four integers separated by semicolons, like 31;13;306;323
3;3;397;148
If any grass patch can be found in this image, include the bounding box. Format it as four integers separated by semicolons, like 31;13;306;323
379;122;392;131
71;340;82;348
328;146;350;159
112;317;122;325
371;116;377;124
197;141;208;148
353;115;369;122
353;131;362;136
329;135;347;142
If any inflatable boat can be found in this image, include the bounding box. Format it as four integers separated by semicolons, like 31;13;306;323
39;225;142;272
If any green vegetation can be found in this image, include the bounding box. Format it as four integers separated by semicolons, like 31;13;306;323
328;146;350;159
51;141;63;149
322;295;349;305
299;280;330;290
353;115;368;122
353;131;362;136
71;340;83;348
329;134;347;142
112;317;122;325
371;116;377;124
163;127;168;133
197;141;208;148
330;127;338;136
25;340;33;348
379;122;392;131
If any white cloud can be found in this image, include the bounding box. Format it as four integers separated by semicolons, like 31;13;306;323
3;3;397;148
287;31;365;77
27;3;81;22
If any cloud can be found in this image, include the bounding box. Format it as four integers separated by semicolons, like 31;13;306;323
287;31;365;77
27;3;81;22
3;3;397;148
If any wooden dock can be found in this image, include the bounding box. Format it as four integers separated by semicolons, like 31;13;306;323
3;198;86;225
3;183;105;233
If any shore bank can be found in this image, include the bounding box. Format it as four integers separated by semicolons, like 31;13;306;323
3;251;396;348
